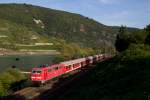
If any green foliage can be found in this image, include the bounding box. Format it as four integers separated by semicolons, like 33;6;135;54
144;24;150;34
0;68;26;96
144;24;150;44
0;81;5;96
52;38;96;63
115;25;147;52
115;45;150;67
56;46;150;100
119;25;126;35
1;73;16;88
115;26;131;52
6;68;26;81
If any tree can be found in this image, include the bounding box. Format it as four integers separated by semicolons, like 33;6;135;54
115;25;130;52
145;24;150;44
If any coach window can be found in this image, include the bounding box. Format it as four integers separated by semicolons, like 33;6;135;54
54;67;59;70
69;65;72;68
66;65;71;69
67;65;71;68
73;64;76;68
58;66;62;69
48;69;52;72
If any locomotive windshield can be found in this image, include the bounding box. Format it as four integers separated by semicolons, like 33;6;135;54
32;70;42;74
38;64;49;68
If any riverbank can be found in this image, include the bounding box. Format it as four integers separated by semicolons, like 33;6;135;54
0;49;60;56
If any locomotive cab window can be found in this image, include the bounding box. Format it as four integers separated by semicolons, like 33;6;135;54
32;70;42;74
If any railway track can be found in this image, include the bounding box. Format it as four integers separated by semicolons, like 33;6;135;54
9;80;57;100
3;59;109;100
37;64;97;100
5;65;94;100
37;59;110;100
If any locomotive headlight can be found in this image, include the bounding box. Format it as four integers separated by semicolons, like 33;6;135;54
31;76;41;79
36;76;41;79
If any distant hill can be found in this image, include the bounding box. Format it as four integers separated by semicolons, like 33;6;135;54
0;3;138;51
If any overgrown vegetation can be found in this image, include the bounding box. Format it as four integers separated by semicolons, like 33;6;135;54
56;47;150;100
115;25;149;52
54;25;150;100
0;68;26;96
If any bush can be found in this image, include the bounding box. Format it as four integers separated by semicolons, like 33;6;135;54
119;44;150;61
0;68;26;96
0;72;16;90
6;68;25;81
0;82;5;96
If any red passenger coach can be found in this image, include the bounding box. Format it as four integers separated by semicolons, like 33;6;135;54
60;58;86;73
30;54;109;85
86;56;93;65
98;54;103;60
93;55;99;63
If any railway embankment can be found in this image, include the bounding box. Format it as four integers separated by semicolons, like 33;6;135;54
1;59;105;100
51;49;150;100
3;46;150;100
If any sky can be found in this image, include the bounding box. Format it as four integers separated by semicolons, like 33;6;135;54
0;0;150;28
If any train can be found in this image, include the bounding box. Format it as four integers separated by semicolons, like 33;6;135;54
30;54;110;85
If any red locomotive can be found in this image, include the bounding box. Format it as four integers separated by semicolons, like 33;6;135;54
30;54;106;85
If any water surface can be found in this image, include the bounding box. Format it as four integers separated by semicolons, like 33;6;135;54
0;55;55;72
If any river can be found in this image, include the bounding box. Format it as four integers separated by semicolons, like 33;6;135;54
0;55;55;72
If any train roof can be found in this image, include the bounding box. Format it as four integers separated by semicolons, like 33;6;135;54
93;55;99;57
99;54;103;56
60;58;86;66
86;56;93;59
32;63;62;70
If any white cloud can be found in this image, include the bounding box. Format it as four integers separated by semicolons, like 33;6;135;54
98;0;123;4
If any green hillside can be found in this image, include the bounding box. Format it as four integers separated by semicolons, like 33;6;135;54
0;19;52;47
0;3;138;52
0;18;55;51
